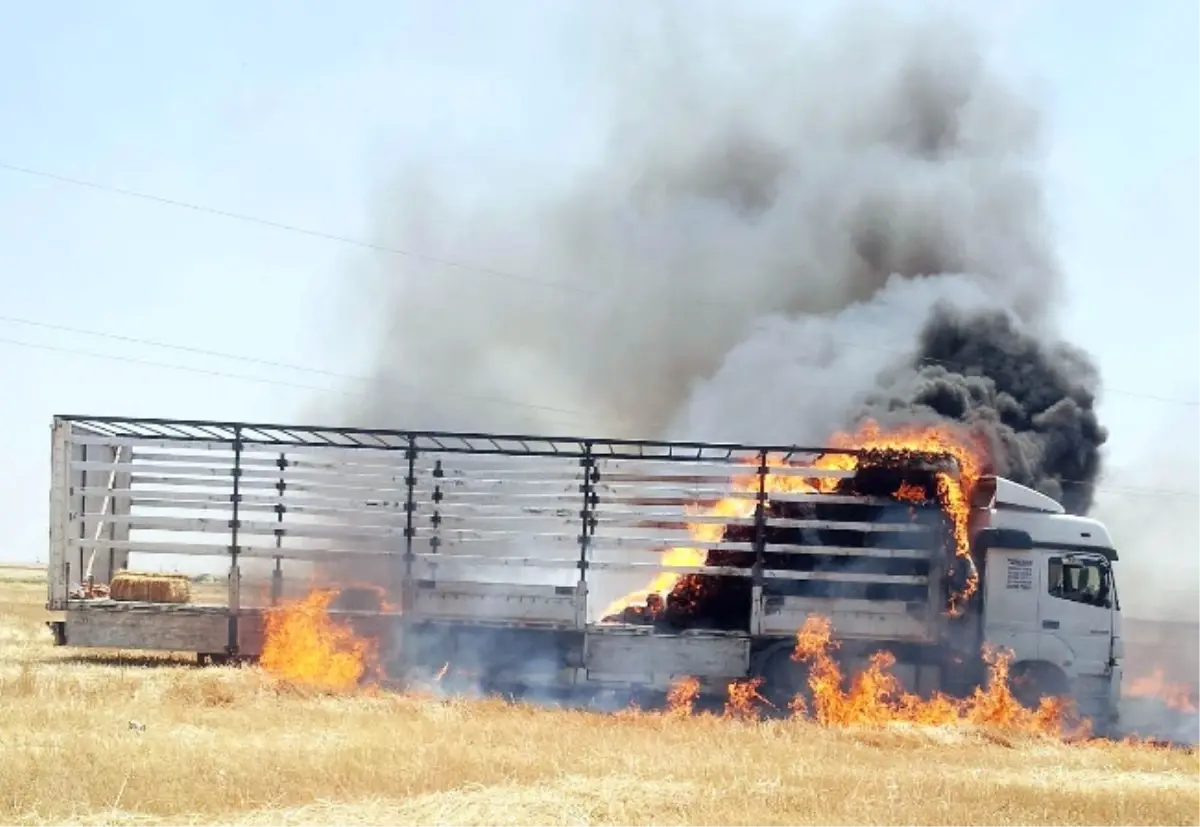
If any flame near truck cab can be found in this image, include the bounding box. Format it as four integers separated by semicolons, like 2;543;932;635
43;414;1122;732
971;475;1123;726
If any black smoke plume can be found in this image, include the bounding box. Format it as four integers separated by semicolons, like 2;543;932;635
861;304;1108;514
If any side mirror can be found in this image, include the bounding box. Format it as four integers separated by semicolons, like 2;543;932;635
1096;563;1113;608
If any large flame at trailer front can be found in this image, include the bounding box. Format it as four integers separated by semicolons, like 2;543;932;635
602;418;988;620
260;589;376;691
664;616;1081;736
789;615;1073;732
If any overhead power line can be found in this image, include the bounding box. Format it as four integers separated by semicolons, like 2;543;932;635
2;159;1200;504
0;335;594;427
0;336;1190;504
7;158;1190;405
1;320;1197;420
0;314;361;382
0;161;587;295
1;161;1197;409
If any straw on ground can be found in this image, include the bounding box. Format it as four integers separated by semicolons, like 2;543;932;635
0;573;1195;827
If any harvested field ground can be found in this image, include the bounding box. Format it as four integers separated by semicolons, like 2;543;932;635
0;570;1196;826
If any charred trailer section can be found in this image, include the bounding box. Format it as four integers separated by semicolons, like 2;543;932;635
759;463;952;602
643;456;959;638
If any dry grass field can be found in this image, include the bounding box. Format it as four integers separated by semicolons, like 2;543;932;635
0;567;1196;827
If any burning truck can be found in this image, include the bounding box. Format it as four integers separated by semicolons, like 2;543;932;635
588;423;1122;728
44;413;1123;732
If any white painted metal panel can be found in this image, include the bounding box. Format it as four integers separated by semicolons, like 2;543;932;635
48;420;72;609
757;595;937;643
409;581;581;628
584;628;751;681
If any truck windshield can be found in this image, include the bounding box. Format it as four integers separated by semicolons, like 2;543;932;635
1047;555;1111;608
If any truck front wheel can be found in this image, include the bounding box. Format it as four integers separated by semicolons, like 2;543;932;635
1008;660;1071;709
755;645;813;717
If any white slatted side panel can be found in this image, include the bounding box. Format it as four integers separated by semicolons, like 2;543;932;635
55;423;953;620
63;430;596;593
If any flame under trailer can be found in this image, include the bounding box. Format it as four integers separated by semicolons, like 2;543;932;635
44;415;1124;730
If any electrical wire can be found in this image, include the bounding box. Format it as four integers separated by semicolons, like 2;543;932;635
1;161;1197;409
0;336;595;427
1;162;1197;501
2;335;1194;502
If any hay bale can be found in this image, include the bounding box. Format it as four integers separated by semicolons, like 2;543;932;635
109;572;192;604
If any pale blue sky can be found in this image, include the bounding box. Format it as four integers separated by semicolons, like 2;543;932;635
0;1;1196;575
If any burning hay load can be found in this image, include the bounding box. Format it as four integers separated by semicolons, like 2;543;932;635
601;420;987;631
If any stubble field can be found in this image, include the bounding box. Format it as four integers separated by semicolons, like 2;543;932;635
0;567;1196;826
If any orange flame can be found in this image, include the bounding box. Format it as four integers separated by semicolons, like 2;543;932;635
789;615;1081;734
603;418;988;619
666;676;700;717
893;481;930;503
259;589;376;691
601;496;752;620
724;676;770;720
1127;667;1198;712
662;615;1085;737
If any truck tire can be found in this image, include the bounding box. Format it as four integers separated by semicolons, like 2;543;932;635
755;645;813;717
1008;660;1070;709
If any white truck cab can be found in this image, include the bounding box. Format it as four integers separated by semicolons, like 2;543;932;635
972;476;1121;728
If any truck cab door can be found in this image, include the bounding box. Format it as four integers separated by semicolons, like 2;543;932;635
1039;552;1114;680
982;550;1042;664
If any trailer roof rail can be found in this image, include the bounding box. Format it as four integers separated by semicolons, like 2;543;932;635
55;414;897;462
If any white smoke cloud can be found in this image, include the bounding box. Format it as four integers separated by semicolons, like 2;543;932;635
667;273;1003;444
1093;402;1199;623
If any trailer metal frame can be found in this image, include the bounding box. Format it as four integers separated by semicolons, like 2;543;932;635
47;414;958;686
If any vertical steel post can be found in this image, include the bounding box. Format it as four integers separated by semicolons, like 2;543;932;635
227;427;243;656
429;459;444;582
49;420;72;610
402;437;418;595
271;451;285;606
750;449;769;634
106;446;117;581
577;443;597;627
78;444;88;593
752;449;769;575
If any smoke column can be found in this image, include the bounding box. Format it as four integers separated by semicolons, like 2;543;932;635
330;4;1123;600
335;5;1064;442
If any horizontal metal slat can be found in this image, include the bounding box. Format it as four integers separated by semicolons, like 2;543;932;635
65;535;933;584
77;487;575;515
72;515;406;540
128;474;408;495
67;538;399;562
596;516;937;533
586;539;937;558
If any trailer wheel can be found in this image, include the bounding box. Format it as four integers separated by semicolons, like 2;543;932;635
1008;661;1070;709
755;645;813;718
